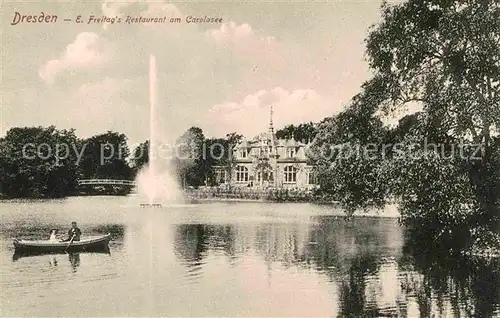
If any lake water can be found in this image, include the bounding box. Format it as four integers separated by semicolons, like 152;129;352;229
1;196;498;317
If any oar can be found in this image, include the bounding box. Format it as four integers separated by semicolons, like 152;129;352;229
65;235;75;252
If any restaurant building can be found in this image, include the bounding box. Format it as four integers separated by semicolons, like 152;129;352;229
214;107;316;189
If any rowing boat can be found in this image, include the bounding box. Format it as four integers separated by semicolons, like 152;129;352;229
13;234;111;253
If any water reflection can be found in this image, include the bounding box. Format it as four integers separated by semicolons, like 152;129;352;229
1;199;499;317
401;240;500;318
69;253;80;272
174;224;208;263
172;217;499;317
12;250;110;263
49;255;58;266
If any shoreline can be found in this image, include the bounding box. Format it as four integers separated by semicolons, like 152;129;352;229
1;194;402;218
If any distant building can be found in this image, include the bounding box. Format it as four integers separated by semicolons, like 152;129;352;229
214;106;316;189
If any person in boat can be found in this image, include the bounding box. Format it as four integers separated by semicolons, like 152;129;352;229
48;229;58;242
62;222;82;242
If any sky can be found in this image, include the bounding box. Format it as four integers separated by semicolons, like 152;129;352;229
1;0;393;145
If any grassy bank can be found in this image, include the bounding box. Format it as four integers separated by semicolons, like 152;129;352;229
184;187;320;203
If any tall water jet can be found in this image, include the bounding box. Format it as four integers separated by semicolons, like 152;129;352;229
135;54;183;205
149;54;157;193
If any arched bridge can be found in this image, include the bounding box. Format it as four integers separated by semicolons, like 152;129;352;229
78;179;136;186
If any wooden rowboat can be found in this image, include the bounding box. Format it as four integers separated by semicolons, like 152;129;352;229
13;234;111;253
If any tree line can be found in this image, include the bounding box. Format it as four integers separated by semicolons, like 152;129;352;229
0;123;317;198
0;128;133;198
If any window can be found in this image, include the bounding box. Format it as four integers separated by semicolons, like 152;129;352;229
240;149;248;158
236;166;249;182
216;170;226;183
284;166;297;183
287;147;296;158
308;171;316;185
257;147;269;157
257;171;271;182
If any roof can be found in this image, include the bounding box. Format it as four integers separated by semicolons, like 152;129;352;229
233;132;309;149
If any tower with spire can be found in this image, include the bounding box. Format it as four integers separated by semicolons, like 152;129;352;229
269;105;275;145
269;105;274;133
268;105;279;186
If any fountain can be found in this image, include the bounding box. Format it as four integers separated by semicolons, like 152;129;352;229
135;54;183;207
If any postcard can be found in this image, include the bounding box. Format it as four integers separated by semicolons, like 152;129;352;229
1;0;499;317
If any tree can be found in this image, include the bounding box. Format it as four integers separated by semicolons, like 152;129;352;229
79;131;132;180
366;0;499;148
0;126;80;198
171;129;242;188
276;122;318;142
225;132;243;147
309;83;389;214
219;132;242;187
363;0;500;251
202;137;226;186
174;127;206;187
130;140;149;176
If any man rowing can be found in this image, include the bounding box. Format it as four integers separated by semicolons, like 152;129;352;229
62;221;82;242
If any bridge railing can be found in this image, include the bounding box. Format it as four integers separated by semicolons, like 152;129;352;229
78;179;136;186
